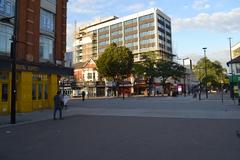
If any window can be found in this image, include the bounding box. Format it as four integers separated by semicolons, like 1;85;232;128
139;22;154;29
39;36;54;63
99;41;108;46
38;82;42;99
124;26;137;33
46;0;56;4
125;34;138;40
140;38;155;45
0;0;4;11
40;9;55;33
99;27;108;33
111;30;122;36
0;0;14;17
32;83;37;100
139;14;154;21
124;18;137;25
236;64;240;74
111;23;122;29
99;33;109;39
93;73;95;80
140;30;154;37
111;37;122;43
0;24;13;55
0;72;8;80
2;84;8;102
44;83;48;100
87;73;92;79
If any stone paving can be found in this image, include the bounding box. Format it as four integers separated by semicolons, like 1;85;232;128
1;93;240;127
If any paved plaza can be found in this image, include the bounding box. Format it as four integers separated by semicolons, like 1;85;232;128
1;95;240;159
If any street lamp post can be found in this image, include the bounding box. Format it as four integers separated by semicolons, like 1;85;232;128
0;0;19;124
203;47;208;99
229;37;234;101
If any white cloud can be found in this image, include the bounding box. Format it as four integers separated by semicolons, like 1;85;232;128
148;0;156;7
192;0;210;10
126;3;145;12
172;7;240;32
68;0;116;14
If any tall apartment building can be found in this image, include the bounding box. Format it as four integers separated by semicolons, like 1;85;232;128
73;8;173;64
0;0;73;114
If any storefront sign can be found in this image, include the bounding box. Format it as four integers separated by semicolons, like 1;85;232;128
16;64;39;72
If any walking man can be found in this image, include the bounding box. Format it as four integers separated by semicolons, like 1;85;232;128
82;91;86;101
53;91;64;120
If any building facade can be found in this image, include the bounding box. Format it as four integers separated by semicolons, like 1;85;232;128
232;42;240;59
73;8;173;64
0;0;73;114
73;8;173;96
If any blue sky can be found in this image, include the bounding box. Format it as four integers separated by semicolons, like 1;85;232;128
67;0;240;67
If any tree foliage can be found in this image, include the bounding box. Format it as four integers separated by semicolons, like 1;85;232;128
133;51;185;93
96;43;134;81
156;60;185;85
193;58;228;87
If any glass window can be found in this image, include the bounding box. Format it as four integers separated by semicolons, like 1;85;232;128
111;23;122;29
39;35;54;63
44;83;48;100
46;0;56;4
99;41;108;46
124;18;137;25
125;34;138;40
139;14;154;21
99;33;109;39
87;73;92;79
124;26;137;33
40;9;55;33
111;37;122;43
0;0;14;17
2;84;8;102
139;22;154;29
0;24;13;55
32;83;37;100
0;0;4;12
38;82;42;99
0;72;8;80
98;27;108;33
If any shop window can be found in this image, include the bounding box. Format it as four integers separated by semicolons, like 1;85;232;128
2;84;8;102
38;82;42;99
0;72;8;80
32;83;37;100
44;83;48;100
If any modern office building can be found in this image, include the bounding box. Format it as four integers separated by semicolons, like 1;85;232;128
0;0;73;114
73;8;173;64
73;8;173;96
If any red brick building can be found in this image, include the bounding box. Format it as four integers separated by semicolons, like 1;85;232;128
0;0;73;114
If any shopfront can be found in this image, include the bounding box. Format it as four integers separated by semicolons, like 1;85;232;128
0;61;73;115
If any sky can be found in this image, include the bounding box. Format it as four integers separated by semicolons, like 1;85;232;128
67;0;240;68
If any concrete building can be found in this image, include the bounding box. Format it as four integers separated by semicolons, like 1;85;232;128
0;0;73;114
232;42;240;59
73;8;173;64
73;8;173;96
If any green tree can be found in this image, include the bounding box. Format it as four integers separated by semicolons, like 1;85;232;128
156;60;185;93
96;43;134;96
193;58;228;89
132;51;158;96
